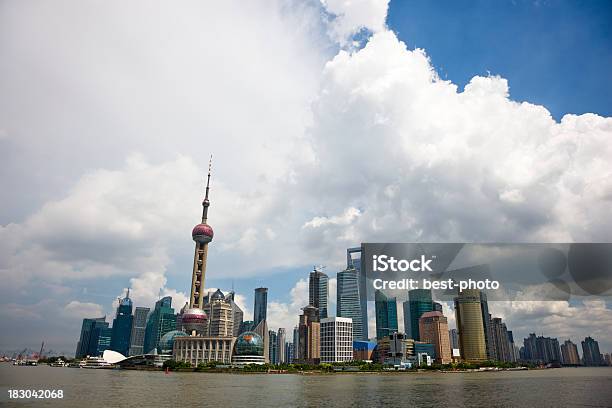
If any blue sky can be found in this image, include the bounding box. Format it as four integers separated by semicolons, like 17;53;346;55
387;0;612;120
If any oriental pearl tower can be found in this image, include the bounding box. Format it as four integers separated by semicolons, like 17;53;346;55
179;157;214;336
190;157;214;309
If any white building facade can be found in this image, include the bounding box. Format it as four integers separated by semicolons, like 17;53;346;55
320;317;353;363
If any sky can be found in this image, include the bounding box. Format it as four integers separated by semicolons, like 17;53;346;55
0;0;611;356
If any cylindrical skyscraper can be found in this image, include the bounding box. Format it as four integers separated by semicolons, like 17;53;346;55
189;158;214;309
454;289;487;362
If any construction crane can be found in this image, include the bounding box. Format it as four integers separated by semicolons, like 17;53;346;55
37;341;45;360
17;348;27;360
314;264;327;273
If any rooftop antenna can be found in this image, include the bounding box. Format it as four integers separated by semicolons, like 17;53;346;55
202;155;212;223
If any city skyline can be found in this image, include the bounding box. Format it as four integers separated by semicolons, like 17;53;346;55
1;0;612;357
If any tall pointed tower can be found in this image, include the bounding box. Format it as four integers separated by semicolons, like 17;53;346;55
189;157;214;309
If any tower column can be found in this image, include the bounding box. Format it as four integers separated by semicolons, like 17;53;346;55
189;156;214;309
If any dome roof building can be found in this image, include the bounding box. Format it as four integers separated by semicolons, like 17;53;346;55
159;330;188;354
232;331;266;366
210;288;225;301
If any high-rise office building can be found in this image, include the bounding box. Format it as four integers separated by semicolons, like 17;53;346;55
490;317;513;362
309;267;329;320
268;330;278;364
94;325;113;356
347;247;368;341
206;289;234;337
320;317;353;363
254;287;268;327
402;301;411;339
407;289;433;341
375;290;398;340
143;296;176;353
561;339;581;365
479;292;495;360
277;328;286;364
337;267;365;341
454;289;487;362
253;319;270;363
75;317;109;358
419;311;452;364
581;336;603;366
449;329;459;350
239;320;255;335
285;341;294;364
298;305;320;364
508;330;518;362
522;333;561;364
129;306;150;356
110;289;133;356
227;291;244;337
292;326;299;363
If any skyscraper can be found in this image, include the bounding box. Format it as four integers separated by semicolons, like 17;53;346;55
298;305;320;364
129;306;150;356
239;320;255;335
454;289;487;362
449;329;459;350
407;289;433;341
374;290;398;340
581;336;603;366
268;330;278;364
419;311;452;364
522;333;561;364
110;289;133;356
292;326;299;363
347;247;367;340
189;159;215;309
490;317;513;362
337;267;365;340
254;287;268;327
227;291;244;337
320;317;353;363
253;319;270;363
76;317;109;358
309;267;328;320
285;341;294;364
206;289;234;337
277;328;286;364
93;325;113;356
479;292;495;360
561;339;581;365
143;296;176;353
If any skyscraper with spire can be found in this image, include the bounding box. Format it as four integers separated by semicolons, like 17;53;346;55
190;157;215;309
110;289;133;356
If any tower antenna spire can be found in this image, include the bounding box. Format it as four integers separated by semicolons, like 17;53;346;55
202;155;212;223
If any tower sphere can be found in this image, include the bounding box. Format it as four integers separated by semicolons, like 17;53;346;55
181;307;208;334
192;223;214;244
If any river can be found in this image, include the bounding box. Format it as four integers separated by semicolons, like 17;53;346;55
1;364;611;407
